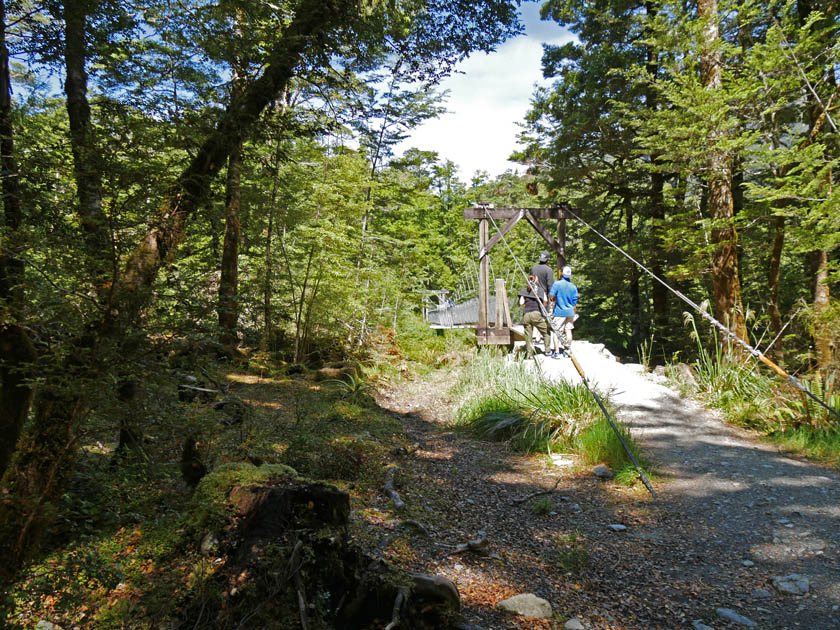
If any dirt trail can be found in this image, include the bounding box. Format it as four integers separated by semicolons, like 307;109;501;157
376;342;840;630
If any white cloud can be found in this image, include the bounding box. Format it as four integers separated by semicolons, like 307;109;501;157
395;5;574;181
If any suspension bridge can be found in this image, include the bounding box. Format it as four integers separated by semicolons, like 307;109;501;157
423;204;573;344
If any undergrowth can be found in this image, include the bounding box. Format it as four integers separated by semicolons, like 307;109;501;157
672;313;840;467
454;350;653;485
7;344;407;630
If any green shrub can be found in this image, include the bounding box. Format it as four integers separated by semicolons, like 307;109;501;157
529;496;553;515
549;531;588;573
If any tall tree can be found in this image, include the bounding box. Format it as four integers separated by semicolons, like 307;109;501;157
0;3;35;479
698;0;747;343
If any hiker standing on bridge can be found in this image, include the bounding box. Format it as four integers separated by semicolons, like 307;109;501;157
530;250;554;293
549;265;578;357
518;275;551;359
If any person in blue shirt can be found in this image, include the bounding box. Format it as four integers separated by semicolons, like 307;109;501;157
549;265;579;357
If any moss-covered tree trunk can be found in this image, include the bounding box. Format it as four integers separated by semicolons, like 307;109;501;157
63;0;110;282
767;215;785;362
644;1;669;349
219;138;243;346
810;248;832;371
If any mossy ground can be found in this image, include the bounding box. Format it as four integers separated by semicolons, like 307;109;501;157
6;348;414;629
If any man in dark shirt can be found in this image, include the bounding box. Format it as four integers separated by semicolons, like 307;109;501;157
530;251;554;294
518;275;550;358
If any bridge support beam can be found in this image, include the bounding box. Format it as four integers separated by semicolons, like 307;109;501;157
478;218;489;331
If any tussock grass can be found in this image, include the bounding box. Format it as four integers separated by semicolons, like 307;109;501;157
769;426;840;466
454;351;652;484
676;313;840;467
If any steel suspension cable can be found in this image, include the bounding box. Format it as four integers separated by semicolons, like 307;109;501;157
478;205;658;499
560;206;840;422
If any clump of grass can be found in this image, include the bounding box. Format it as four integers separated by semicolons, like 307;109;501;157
682;313;775;428
549;531;588;573
573;418;652;483
529;496;553;515
454;352;651;484
676;313;840;468
455;357;602;452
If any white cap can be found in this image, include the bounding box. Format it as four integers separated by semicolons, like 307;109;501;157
562;266;572;278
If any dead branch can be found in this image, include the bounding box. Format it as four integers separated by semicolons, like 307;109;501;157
448;534;488;556
383;586;406;630
512;478;562;506
384;465;405;510
288;540;309;630
401;519;430;537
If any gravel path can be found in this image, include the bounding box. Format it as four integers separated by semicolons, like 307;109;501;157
376;341;839;629
535;340;840;629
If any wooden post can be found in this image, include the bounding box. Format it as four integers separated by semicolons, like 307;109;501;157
494;278;504;329
557;218;567;269
478;218;489;334
500;279;512;329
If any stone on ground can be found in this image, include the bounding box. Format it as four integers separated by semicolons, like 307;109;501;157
772;573;810;595
496;593;553;618
592;464;613;479
716;608;757;627
692;621;714;630
565;618;585;629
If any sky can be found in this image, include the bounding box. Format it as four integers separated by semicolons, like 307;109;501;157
394;3;574;182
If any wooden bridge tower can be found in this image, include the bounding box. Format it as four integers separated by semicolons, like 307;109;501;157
463;204;574;345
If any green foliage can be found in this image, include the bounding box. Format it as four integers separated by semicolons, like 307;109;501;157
768;425;840;467
393;312;473;368
529;496;553;515
281;431;386;483
324;373;374;404
548;530;589;573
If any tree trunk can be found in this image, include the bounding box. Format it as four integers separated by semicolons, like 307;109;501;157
698;0;747;345
767;216;785;362
0;0;357;592
0;3;35;480
218;138;243;346
63;0;110;281
644;2;668;349
649;170;668;342
292;246;315;364
624;196;642;348
262;95;292;351
262;191;275;351
810;249;832;371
